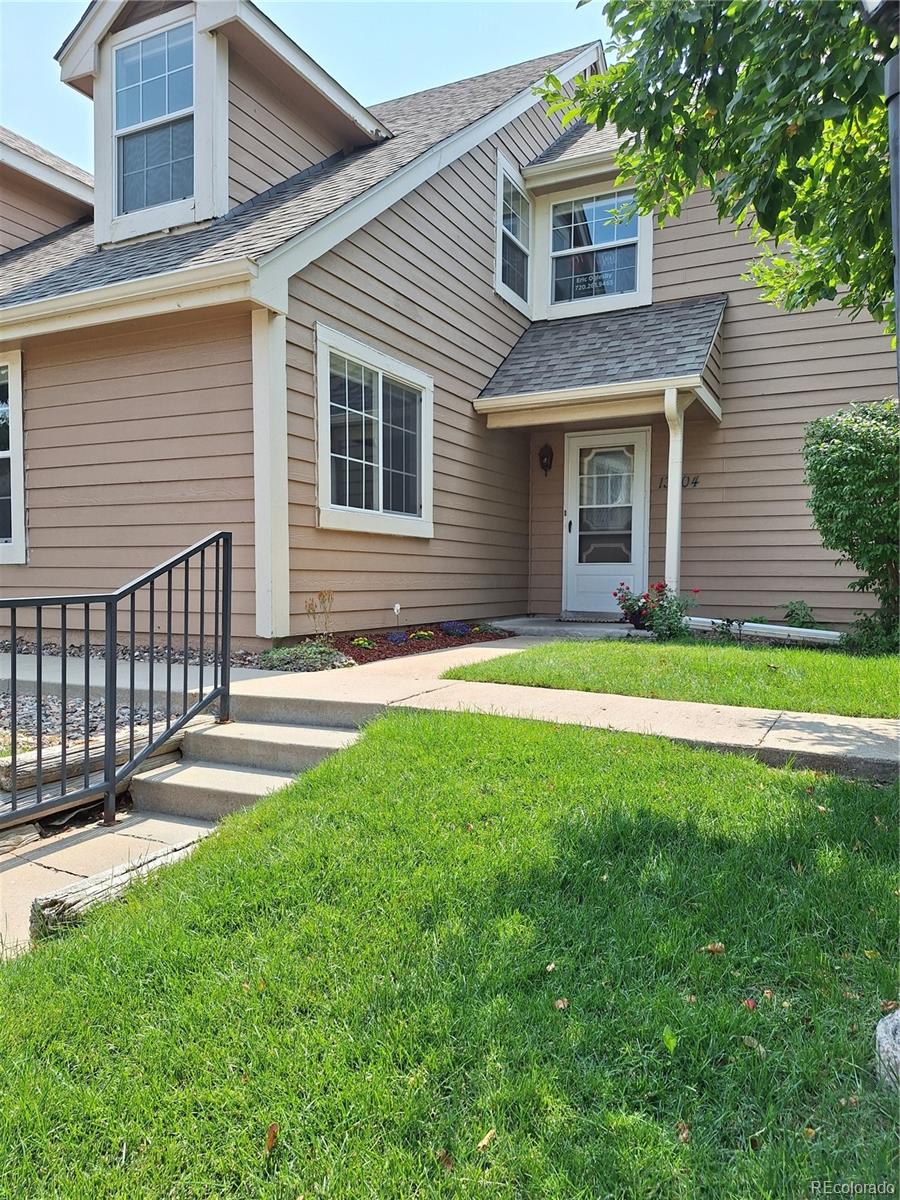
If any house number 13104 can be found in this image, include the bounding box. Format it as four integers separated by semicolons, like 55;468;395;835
658;474;700;489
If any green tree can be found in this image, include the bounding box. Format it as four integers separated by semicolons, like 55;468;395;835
541;0;897;332
803;400;899;631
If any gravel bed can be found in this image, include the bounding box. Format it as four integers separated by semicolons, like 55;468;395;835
0;693;174;755
0;638;261;669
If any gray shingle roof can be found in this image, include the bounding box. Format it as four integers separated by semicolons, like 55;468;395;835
528;119;622;167
0;125;93;188
480;295;727;398
0;44;592;312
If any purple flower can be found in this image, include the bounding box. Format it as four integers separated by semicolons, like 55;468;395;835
386;630;408;644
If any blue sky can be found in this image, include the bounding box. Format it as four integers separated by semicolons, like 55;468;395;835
0;1;608;174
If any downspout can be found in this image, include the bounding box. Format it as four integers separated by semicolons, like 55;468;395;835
663;387;685;590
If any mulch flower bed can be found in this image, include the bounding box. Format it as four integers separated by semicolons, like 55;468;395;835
333;621;510;665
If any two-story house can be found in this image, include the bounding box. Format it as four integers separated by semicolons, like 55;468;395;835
0;0;894;645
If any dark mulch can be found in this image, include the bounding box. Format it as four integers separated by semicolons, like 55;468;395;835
333;622;511;665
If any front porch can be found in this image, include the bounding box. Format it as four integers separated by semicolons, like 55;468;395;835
475;294;727;619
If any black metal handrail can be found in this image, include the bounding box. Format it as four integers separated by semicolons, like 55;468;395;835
0;531;232;830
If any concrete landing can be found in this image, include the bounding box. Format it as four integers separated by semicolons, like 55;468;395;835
0;809;213;957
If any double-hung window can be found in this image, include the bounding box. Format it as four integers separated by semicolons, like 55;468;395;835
316;326;434;538
495;153;532;313
0;352;25;564
551;191;638;304
114;20;194;216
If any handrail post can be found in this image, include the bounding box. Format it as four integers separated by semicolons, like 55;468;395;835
103;598;118;826
218;532;233;722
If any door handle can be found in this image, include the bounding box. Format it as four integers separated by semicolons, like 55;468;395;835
568;519;572;533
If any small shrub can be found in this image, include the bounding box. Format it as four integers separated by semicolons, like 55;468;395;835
259;640;352;672
440;620;471;638
409;629;435;641
840;611;900;656
614;581;697;639
803;400;899;630
783;600;818;629
385;630;408;645
713;618;745;643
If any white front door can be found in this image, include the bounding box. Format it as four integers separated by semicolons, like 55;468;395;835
563;429;650;615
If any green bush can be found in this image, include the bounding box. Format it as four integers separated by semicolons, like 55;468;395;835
803;400;899;631
259;640;353;672
783;599;818;628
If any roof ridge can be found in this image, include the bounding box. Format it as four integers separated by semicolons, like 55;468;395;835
371;42;598;112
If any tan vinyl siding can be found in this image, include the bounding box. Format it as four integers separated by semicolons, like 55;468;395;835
227;51;344;207
0;309;258;641
527;191;895;627
283;101;568;634
0;169;89;253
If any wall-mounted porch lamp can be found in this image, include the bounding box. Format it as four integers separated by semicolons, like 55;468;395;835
538;443;554;476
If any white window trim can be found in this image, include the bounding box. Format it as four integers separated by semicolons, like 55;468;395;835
532;181;653;320
315;325;434;539
494;151;532;317
0;350;26;565
94;3;228;245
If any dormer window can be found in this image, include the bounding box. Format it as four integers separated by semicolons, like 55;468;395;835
115;22;194;215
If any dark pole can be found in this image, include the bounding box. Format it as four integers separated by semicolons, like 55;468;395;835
886;53;899;388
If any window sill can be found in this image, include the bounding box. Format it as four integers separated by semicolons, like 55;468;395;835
318;507;434;539
544;288;652;321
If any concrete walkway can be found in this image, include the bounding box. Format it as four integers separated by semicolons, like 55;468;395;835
0;809;213;956
231;638;899;781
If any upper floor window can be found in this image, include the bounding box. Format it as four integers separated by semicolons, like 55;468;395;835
551;191;638;304
494;153;531;315
115;21;194;215
316;325;434;539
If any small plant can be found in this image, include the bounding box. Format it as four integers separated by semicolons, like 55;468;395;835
713;617;745;644
259;640;352;673
783;600;818;629
440;620;471;638
840;611;900;656
613;581;697;640
304;589;335;640
409;629;435;641
385;630;408;645
350;636;376;649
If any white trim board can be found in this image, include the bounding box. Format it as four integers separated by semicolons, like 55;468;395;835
0;142;93;206
251;308;290;638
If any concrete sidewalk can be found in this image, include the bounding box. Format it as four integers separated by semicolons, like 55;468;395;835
0;809;213;956
231;639;899;781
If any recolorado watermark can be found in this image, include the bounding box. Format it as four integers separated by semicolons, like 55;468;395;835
809;1184;896;1196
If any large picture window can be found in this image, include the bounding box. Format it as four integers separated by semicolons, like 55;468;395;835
114;21;193;215
316;327;434;538
551;191;638;303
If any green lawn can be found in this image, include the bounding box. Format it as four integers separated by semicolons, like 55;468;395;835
445;639;899;718
0;711;895;1198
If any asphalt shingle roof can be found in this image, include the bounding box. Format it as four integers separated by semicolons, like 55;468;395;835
0;125;93;188
528;119;622;167
480;295;727;398
0;44;592;312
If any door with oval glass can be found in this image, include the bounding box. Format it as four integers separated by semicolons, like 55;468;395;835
563;428;650;615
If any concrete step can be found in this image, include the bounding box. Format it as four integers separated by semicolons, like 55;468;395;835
130;760;296;820
182;720;358;772
229;690;383;729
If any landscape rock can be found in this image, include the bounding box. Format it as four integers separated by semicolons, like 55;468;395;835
875;1009;900;1089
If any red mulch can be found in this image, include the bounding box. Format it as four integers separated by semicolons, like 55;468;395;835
332;622;511;665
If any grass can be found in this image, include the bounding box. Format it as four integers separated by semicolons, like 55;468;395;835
0;711;896;1198
444;639;899;718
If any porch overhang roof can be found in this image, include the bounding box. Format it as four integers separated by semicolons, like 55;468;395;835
475;294;726;429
